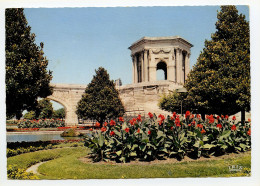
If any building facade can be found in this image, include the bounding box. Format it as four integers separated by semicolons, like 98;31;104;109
129;36;193;85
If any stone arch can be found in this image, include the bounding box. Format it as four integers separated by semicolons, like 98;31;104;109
156;61;167;80
47;95;78;126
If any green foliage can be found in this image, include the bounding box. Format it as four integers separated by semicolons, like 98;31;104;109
85;112;251;162
60;128;82;137
23;111;36;120
159;91;192;113
53;108;65;119
185;6;250;115
37;99;54;119
17;119;65;128
5;8;52;119
76;67;125;125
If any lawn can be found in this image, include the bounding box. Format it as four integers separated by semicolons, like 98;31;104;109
7;146;251;179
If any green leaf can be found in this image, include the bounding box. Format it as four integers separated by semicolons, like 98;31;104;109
202;144;215;149
116;150;122;156
130;152;137;157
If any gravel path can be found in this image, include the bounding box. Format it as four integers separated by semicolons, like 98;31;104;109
26;161;47;175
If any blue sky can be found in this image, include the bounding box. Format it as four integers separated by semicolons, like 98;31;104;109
24;6;249;86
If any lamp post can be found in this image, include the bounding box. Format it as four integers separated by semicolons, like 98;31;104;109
177;87;187;116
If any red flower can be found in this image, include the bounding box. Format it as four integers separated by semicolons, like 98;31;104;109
231;125;236;131
130;118;137;126
191;120;196;125
158;114;165;121
170;126;174;130
172;112;177;119
170;116;174;120
110;131;115;136
110;120;116;126
216;124;222;129
188;124;191;127
191;114;195;119
221;115;224;119
175;117;181;127
232;116;236;121
95;122;101;127
196;114;201;118
137;128;140;133
159;120;163;126
208;115;214;124
248;118;251;122
148;130;151;135
104;122;108;127
125;127;130;133
247;129;251;136
119;117;124;122
217;115;220;120
201;129;206;134
148;112;153;119
197;124;203;129
101;127;107;132
137;115;142;122
185;111;191;118
225;115;229;119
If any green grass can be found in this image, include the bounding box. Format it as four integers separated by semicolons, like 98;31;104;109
7;147;251;179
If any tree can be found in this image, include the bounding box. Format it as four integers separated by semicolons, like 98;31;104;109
76;67;125;125
184;6;250;119
159;91;191;114
6;8;53;119
23;111;36;120
53;108;66;119
37;99;54;119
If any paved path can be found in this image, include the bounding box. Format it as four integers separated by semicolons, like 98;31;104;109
26;161;46;175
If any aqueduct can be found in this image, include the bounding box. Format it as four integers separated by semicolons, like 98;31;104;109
47;36;193;126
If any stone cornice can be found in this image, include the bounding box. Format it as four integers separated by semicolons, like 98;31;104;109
128;36;193;51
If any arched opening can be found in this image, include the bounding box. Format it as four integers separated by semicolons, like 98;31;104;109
156;61;167;80
50;100;66;120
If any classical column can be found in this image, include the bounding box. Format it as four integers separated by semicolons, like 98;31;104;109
143;50;148;82
141;52;144;83
134;54;138;83
176;48;182;84
167;49;175;81
132;55;135;84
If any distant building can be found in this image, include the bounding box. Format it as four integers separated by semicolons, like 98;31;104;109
114;78;122;87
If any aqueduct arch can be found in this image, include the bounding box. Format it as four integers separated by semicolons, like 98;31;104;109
48;36;193;126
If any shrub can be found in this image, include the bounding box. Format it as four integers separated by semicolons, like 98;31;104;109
17;119;65;128
7;165;38;179
85;112;251;162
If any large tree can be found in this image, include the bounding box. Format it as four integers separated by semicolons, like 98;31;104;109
6;8;53;119
37;99;54;119
185;6;250;118
76;67;125;125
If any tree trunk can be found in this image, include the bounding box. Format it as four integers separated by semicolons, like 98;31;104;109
241;109;245;124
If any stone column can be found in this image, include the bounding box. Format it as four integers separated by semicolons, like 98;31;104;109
141;52;144;83
134;54;138;83
167;49;175;81
132;55;135;84
176;48;182;84
144;50;148;82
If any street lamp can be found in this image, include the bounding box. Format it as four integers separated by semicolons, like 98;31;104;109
176;87;187;116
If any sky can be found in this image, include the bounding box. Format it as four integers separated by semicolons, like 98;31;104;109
24;6;249;86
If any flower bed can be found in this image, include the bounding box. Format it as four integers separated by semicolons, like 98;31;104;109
85;112;251;162
17;119;65;128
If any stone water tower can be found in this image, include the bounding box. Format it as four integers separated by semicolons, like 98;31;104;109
129;36;193;85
